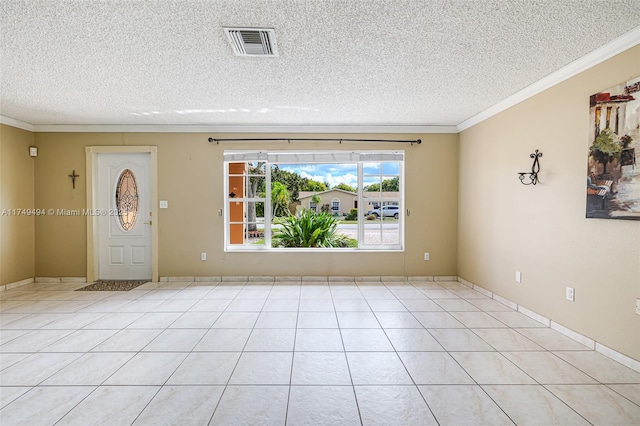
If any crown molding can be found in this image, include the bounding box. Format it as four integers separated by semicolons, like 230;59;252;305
457;25;640;132
0;115;35;132
1;122;458;134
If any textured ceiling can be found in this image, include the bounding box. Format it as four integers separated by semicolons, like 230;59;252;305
1;0;639;128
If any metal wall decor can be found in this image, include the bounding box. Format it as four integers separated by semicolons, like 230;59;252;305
115;169;139;231
518;150;542;185
68;170;80;189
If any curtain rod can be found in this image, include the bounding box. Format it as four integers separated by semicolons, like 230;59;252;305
207;137;421;145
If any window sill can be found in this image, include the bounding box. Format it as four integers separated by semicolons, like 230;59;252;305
224;247;404;253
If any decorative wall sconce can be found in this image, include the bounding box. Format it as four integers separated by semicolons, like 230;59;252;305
518;150;542;185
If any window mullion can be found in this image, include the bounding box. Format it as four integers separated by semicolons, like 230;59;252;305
224;163;229;247
357;161;363;248
265;162;272;249
399;160;405;249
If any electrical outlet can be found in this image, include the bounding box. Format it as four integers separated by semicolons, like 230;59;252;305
635;298;640;316
200;252;207;261
515;271;522;283
424;252;430;261
566;287;575;302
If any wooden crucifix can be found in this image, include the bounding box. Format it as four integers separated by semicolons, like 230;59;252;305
68;170;79;189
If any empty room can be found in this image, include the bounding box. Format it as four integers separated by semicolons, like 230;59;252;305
1;1;639;425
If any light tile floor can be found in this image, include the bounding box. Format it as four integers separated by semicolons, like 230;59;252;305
1;279;639;425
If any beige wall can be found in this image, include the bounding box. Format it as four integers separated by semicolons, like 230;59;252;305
458;46;640;360
32;132;458;278
34;133;122;277
0;124;35;285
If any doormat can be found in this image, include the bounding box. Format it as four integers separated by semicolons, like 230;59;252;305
76;280;149;291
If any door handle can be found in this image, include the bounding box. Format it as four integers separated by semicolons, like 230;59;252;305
144;221;152;225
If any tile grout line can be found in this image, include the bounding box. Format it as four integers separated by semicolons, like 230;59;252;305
205;280;256;425
379;280;442;425
438;280;608;423
539;383;599;425
330;279;365;426
282;281;301;426
603;383;640;409
462;277;640;373
78;283;205;424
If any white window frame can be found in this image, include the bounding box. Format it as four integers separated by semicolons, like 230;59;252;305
224;150;404;251
331;198;340;214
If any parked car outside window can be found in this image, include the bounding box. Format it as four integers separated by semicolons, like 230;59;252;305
365;205;399;218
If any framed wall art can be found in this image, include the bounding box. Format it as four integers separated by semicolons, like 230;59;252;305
586;76;640;220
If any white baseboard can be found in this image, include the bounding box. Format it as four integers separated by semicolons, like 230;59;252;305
379;276;406;282
551;321;595;350
408;276;434;281
162;275;456;283
35;277;62;283
220;276;249;282
3;277;86;292
457;276;639;372
276;276;303;282
493;294;518;311
356;276;381;282
471;285;492;298
194;276;222;282
457;277;474;288
325;276;353;281
247;276;276;282
596;342;640;373
61;277;87;283
167;276;195;282
0;277;34;292
434;275;457;281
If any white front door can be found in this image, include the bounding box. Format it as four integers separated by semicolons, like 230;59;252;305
97;153;152;280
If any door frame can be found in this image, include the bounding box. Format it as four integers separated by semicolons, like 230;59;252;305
85;146;159;282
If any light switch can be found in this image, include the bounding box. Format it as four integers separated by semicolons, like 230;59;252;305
160;200;168;209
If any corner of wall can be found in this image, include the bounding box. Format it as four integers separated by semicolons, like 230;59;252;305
0;124;36;285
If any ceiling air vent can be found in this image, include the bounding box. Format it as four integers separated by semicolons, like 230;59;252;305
224;28;278;57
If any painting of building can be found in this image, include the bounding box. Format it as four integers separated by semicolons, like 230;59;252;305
586;76;640;220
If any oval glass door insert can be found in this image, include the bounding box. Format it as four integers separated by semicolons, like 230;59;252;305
115;169;139;231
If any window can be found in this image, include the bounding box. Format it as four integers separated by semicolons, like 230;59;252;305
331;198;340;214
226;161;266;245
224;150;403;251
